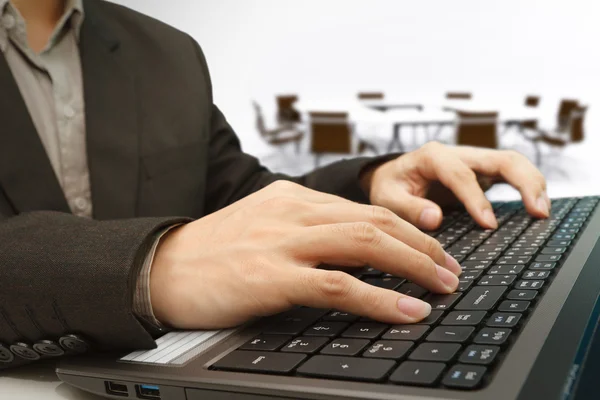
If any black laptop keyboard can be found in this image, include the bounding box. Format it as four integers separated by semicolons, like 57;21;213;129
212;196;599;390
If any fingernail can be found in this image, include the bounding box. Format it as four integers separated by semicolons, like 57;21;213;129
397;296;431;320
419;208;441;229
444;252;463;276
537;192;549;216
436;264;459;291
482;208;498;229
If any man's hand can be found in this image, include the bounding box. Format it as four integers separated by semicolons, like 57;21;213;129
361;142;550;231
150;181;463;330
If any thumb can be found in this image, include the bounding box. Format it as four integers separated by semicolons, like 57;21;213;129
377;185;444;231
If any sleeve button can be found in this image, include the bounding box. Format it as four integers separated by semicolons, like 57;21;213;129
0;343;14;363
10;342;40;360
59;334;90;353
33;340;65;357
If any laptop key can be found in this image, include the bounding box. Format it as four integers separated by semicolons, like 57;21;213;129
363;340;413;360
212;351;306;374
409;343;461;362
522;270;551;280
389;361;445;386
297;355;395;382
397;283;428;299
529;262;556;270
426;326;474;343
442;365;486;388
498;300;530;313
441;311;486;326
239;335;292;351
323;311;359;322
536;254;562;262
506;290;537;301
320;339;370;356
486;312;521;328
304;322;349;337
496;255;531;265
455;286;506;311
459;345;500;365
383;325;429;341
364;277;404;290
478;275;516;286
457;278;475;292
342;322;388;339
280;337;329;354
460;261;492;271
423;293;462;310
515;280;544;290
263;308;328;335
417;310;445;325
474;328;511;345
546;240;571;247
488;265;523;275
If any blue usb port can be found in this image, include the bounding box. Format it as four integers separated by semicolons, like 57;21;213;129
135;384;161;399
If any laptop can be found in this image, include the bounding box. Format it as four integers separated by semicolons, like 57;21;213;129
57;196;600;400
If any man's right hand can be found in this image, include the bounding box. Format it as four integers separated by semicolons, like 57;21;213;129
150;181;462;330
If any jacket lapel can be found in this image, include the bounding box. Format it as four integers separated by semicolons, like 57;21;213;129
0;55;70;214
80;0;140;220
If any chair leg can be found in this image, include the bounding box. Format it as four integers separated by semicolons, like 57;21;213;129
534;142;542;167
314;154;320;168
294;139;300;154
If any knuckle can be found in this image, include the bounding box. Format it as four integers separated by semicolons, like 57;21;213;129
369;206;398;230
350;222;382;247
452;167;476;182
319;271;352;299
268;180;300;192
424;235;443;256
407;250;437;277
361;287;385;310
421;141;443;156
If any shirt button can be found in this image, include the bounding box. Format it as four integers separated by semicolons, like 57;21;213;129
63;105;76;119
74;197;88;211
1;14;15;30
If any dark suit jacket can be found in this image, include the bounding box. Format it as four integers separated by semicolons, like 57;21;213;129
0;0;390;369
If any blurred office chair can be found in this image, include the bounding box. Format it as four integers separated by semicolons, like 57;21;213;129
455;111;498;149
525;95;540;107
309;112;377;167
253;101;304;154
358;92;385;100
556;99;579;133
446;92;473;100
276;95;302;125
528;105;587;167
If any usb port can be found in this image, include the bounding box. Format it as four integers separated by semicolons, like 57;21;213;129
135;384;161;399
105;381;128;397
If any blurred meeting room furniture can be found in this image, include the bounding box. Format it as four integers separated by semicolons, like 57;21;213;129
253;101;304;154
276;94;302;125
358;92;385;100
524;105;587;168
455;111;499;148
309;111;377;167
502;95;541;135
446;91;473;100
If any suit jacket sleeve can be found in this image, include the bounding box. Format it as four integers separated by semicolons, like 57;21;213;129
0;211;189;369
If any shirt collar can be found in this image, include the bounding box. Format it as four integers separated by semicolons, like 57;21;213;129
0;0;85;53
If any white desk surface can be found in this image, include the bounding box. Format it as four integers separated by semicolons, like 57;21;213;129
0;361;102;400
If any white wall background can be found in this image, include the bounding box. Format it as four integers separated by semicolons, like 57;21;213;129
110;0;600;157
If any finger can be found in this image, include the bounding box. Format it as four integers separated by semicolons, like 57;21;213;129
299;203;461;275
374;184;445;230
292;222;459;293
418;148;498;229
289;268;432;323
454;148;550;218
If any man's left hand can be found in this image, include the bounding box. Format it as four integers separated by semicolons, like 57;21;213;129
361;142;550;230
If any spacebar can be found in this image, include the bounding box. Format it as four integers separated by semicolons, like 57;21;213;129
297;355;395;381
